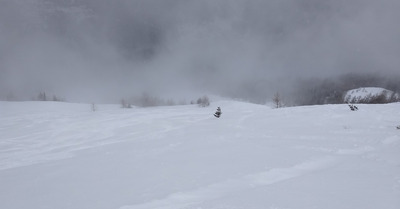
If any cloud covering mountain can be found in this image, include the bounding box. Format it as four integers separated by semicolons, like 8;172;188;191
1;0;399;102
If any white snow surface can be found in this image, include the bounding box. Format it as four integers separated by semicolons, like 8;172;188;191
344;87;399;103
1;100;400;209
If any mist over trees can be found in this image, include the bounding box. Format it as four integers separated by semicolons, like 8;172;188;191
0;0;399;104
292;73;400;105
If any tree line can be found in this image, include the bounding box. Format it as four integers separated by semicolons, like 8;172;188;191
291;73;400;105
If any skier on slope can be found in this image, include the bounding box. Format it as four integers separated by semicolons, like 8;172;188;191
214;107;222;118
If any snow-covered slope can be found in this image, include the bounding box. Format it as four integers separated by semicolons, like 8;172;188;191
0;100;400;209
344;87;399;103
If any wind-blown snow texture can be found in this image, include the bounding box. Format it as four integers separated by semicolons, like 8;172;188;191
0;100;399;209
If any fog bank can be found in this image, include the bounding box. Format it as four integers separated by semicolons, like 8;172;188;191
1;0;399;103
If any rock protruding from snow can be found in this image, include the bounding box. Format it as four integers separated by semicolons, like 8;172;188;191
343;87;399;104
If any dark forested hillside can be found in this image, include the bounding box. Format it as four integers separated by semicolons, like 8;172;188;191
293;73;400;105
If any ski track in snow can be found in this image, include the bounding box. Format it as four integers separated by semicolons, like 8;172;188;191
120;156;338;209
120;135;395;209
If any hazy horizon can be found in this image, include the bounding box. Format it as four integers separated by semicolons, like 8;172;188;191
1;0;399;103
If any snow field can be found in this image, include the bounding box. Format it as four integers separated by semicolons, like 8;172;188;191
0;100;399;209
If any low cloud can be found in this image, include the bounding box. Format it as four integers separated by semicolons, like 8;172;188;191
1;0;399;103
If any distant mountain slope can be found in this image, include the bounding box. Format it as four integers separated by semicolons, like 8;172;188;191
344;87;399;103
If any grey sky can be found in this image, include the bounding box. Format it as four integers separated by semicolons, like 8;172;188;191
1;0;399;102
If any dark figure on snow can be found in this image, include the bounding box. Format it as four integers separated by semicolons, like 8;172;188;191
214;107;222;118
348;104;358;111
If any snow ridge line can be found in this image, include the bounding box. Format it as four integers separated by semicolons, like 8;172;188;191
119;156;338;209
